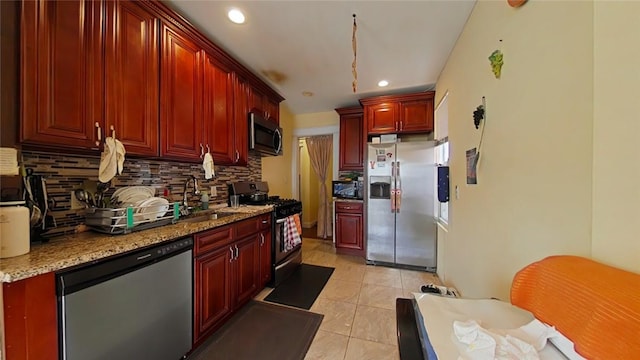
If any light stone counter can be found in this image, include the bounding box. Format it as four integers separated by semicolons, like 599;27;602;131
0;205;273;283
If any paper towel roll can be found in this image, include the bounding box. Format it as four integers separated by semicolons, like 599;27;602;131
0;202;30;258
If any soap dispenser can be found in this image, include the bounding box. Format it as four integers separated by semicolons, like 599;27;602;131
200;191;209;210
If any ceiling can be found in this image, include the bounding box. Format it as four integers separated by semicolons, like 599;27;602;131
164;1;476;115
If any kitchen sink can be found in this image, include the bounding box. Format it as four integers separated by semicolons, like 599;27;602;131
179;211;236;223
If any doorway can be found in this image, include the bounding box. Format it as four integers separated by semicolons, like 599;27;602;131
292;126;339;240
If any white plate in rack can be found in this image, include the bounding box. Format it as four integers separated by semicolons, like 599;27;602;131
135;197;170;222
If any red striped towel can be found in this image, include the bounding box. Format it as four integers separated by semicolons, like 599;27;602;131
284;215;302;251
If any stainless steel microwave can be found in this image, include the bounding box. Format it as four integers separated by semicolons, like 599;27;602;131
332;180;363;199
249;111;282;156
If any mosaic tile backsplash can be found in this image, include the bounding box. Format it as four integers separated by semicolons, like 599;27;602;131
22;151;262;234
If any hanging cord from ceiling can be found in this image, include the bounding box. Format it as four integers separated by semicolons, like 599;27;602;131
352;14;358;93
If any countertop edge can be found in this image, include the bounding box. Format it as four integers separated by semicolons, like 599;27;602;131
0;206;273;283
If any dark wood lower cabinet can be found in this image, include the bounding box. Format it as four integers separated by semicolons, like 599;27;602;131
193;214;272;347
194;245;233;344
259;228;273;287
335;201;365;257
233;235;260;308
3;272;58;360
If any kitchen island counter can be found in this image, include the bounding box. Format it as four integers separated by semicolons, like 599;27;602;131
0;205;272;283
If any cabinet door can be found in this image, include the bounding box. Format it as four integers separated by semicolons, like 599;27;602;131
399;98;434;133
339;112;364;171
160;23;204;161
335;211;363;251
258;228;273;287
105;0;159;156
21;0;103;150
264;98;280;124
232;75;249;165
233;236;260;308
248;85;265;114
3;273;58;360
366;102;397;134
194;246;233;343
203;54;235;164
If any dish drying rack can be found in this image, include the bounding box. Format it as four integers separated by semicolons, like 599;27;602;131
85;202;181;235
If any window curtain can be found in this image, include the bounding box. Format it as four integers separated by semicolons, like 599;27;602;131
305;135;332;239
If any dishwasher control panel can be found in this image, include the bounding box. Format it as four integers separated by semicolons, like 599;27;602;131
156;238;193;256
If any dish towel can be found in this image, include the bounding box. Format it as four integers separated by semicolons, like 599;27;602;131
293;214;302;235
99;137;118;183
284;215;302;251
203;152;215;180
115;138;126;175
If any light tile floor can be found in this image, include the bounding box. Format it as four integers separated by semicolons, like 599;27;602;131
254;238;442;360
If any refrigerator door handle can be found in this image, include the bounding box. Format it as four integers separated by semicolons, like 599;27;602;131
395;161;401;213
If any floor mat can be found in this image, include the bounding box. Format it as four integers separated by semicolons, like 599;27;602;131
264;263;334;310
189;301;323;360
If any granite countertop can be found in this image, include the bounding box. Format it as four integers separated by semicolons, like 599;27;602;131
333;198;364;203
0;205;272;283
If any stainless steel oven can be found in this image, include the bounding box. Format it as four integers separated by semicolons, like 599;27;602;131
273;202;303;285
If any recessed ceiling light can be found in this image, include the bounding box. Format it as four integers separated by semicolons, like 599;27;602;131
227;9;245;24
302;91;314;97
378;80;389;87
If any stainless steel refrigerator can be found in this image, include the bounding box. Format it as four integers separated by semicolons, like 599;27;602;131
366;141;436;270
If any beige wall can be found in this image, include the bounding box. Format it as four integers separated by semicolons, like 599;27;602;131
262;105;294;198
591;2;640;272
293;111;339;129
436;0;594;299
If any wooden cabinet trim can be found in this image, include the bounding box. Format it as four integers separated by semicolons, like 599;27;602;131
194;225;233;256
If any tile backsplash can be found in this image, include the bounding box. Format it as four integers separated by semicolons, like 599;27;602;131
22;151;262;233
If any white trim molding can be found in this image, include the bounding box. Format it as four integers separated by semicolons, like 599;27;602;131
291;125;340;201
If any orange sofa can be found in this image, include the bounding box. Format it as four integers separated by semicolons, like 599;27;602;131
511;255;640;359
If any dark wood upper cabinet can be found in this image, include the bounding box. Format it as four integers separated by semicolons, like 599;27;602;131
249;86;280;125
233;75;250;165
159;22;204;161
361;91;435;135
20;0;104;150
203;54;235;164
365;102;397;134
19;0;283;163
105;0;159;156
336;106;364;171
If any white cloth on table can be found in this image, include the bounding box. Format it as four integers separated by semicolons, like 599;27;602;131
453;318;558;359
412;293;568;360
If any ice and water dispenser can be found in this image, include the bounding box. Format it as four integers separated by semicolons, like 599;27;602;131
369;176;391;199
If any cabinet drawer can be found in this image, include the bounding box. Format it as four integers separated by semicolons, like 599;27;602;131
195;225;233;255
335;202;363;213
256;213;271;230
235;217;260;239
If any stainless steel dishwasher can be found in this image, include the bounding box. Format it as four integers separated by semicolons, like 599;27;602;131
57;237;193;360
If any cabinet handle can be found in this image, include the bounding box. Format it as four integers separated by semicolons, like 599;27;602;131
235;150;239;163
229;247;234;262
260;233;264;246
261;220;268;224
95;122;102;146
235;245;239;259
400;121;403;130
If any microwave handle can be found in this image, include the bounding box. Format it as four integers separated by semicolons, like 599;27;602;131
274;128;282;154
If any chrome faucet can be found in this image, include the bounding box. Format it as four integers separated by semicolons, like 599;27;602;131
181;175;200;215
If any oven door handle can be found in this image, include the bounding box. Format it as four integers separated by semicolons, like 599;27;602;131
276;217;287;224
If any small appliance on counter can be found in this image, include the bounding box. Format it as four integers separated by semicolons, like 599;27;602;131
0;200;30;258
332;179;363;199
